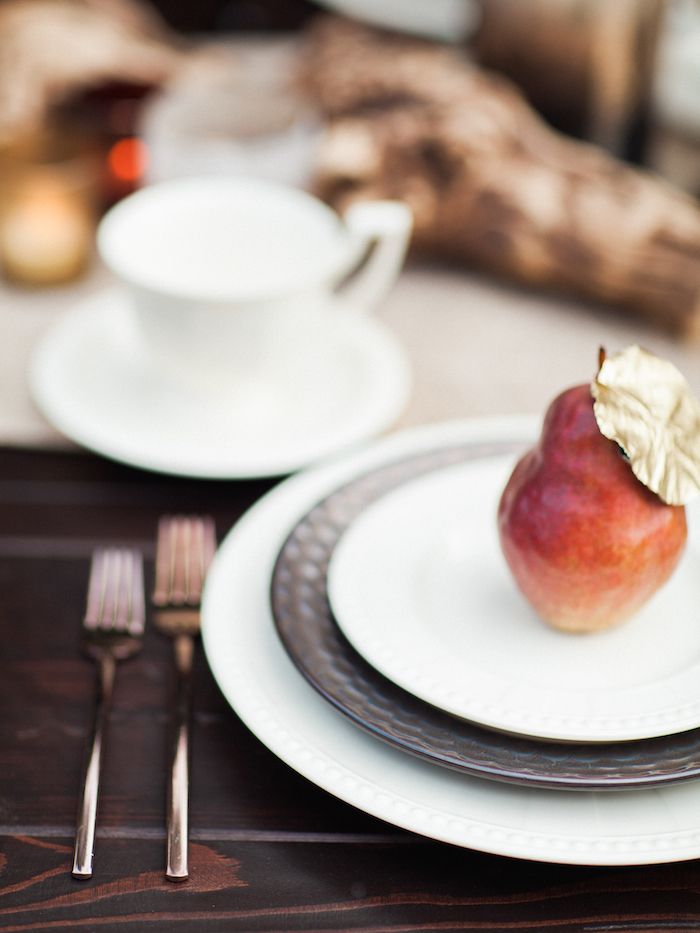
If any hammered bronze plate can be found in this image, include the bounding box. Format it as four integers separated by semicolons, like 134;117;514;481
271;440;700;790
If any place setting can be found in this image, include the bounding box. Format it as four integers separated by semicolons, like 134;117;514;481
14;14;700;881
25;168;700;870
29;175;412;479
201;347;700;866
6;0;700;924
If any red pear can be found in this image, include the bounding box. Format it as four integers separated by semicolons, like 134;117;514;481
497;384;687;633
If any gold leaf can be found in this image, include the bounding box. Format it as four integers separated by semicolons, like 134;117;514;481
591;345;700;505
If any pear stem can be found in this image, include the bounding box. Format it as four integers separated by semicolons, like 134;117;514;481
598;346;607;373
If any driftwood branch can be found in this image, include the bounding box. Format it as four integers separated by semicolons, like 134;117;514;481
304;16;700;334
0;0;186;146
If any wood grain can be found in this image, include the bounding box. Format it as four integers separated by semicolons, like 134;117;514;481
2;446;700;931
306;16;700;336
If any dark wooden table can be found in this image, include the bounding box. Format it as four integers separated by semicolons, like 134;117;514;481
2;446;700;932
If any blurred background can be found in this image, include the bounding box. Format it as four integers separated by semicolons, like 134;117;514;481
1;0;700;442
0;0;698;286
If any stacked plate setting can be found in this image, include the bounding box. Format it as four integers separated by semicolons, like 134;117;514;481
202;417;700;866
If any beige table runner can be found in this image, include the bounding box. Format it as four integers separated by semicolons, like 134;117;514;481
4;261;700;450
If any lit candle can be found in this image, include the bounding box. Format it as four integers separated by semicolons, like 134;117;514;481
0;173;93;286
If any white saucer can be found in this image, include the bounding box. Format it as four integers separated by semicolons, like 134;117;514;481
328;455;700;743
202;417;700;865
30;288;411;478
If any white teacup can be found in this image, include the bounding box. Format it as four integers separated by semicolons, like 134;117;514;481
97;176;412;385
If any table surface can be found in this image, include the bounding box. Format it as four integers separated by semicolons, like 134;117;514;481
5;258;700;449
1;444;700;933
5;260;700;930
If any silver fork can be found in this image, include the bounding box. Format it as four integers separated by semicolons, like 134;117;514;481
152;515;216;882
72;548;145;880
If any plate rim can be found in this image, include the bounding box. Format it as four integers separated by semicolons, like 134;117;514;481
29;286;411;479
326;454;700;742
269;436;700;788
202;416;700;865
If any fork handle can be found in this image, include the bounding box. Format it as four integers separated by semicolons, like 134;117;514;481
166;633;195;882
72;653;116;879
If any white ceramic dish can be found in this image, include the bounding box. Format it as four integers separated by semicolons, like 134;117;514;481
202;418;700;866
29;288;410;479
327;456;700;743
97;178;412;381
312;0;480;42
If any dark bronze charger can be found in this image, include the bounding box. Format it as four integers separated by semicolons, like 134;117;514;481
271;438;700;791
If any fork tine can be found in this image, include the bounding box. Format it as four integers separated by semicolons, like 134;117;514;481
102;550;122;632
153;517;176;606
114;551;132;632
128;551;145;636
85;549;120;631
201;516;217;576
103;550;126;632
187;517;209;604
172;518;188;604
113;549;144;635
153;515;216;607
158;516;188;605
84;548;145;633
184;516;216;604
183;518;199;604
84;550;107;630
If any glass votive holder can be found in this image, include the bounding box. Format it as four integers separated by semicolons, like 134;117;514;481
140;40;322;189
0;131;98;287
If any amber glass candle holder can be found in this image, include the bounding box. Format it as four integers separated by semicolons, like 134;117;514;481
0;131;99;287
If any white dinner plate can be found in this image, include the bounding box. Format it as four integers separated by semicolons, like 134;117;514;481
30;288;410;479
327;456;700;743
202;417;700;865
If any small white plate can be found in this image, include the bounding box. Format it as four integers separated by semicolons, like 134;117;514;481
29;288;410;479
327;455;700;743
202;417;700;865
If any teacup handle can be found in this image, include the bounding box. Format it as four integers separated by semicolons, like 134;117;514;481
337;201;413;312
